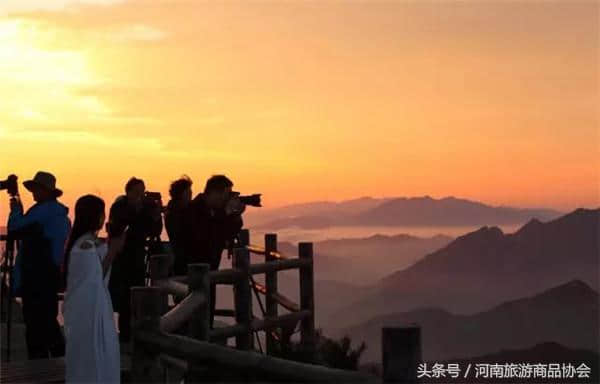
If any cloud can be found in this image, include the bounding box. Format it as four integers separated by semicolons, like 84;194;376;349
110;24;167;42
0;0;124;15
0;127;244;161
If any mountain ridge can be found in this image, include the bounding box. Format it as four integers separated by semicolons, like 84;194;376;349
341;279;599;363
247;196;562;229
327;208;599;329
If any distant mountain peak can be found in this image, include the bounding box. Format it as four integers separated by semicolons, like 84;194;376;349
458;225;504;240
538;279;597;298
515;218;543;235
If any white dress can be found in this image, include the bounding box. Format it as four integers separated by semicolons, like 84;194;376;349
63;232;120;383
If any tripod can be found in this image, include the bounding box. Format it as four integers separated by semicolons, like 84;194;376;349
0;232;16;362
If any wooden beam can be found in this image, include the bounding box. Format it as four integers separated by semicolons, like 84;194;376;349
214;309;236;317
264;233;278;355
382;327;422;383
159;290;207;334
209;268;244;284
249;258;311;275
299;242;316;360
131;287;167;382
153;278;188;298
253;282;300;313
209;310;311;340
247;245;287;260
233;248;253;350
187;263;211;382
136;330;377;383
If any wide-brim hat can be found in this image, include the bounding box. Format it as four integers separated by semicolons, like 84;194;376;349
23;171;63;197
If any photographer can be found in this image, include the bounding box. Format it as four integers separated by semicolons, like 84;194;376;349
7;171;70;359
185;175;245;328
107;177;162;343
164;176;193;277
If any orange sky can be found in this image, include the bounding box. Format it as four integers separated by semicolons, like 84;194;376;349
1;0;598;222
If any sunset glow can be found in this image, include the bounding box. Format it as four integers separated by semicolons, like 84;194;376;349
1;0;598;222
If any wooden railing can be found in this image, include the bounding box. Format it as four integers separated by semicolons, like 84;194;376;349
133;230;381;382
146;230;316;354
131;286;378;382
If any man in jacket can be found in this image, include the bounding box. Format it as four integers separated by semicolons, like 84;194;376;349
108;177;163;342
184;175;245;328
8;171;71;359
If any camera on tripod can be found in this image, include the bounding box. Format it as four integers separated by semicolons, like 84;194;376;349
0;175;18;197
144;191;164;212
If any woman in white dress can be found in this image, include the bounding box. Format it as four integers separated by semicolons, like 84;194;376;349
63;195;126;383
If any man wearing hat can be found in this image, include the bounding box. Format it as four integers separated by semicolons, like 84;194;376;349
8;171;71;359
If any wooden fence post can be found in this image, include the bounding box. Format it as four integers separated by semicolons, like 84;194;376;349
233;247;253;350
187;263;211;382
131;286;167;383
382;326;422;383
299;242;316;360
264;233;278;355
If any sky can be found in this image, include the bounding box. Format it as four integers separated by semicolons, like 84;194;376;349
0;0;598;223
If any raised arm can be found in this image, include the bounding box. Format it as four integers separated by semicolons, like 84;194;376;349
8;201;46;238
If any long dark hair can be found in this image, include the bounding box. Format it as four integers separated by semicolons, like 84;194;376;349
63;195;105;289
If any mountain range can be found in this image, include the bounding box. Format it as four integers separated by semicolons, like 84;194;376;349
327;208;599;329
245;196;561;229
340;280;599;363
276;233;453;284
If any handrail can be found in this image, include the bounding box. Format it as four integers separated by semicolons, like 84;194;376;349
247;244;288;260
249;258;311;275
169;259;308;284
153;278;188;298
136;330;376;383
209;268;244;284
160;291;207;333
209;310;311;340
252;281;300;312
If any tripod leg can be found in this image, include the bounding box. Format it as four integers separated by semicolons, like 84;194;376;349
6;240;14;362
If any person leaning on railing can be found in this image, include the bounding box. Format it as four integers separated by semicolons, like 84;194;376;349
182;175;245;328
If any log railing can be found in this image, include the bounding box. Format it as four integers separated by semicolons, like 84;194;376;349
148;230;317;356
132;230;422;383
131;286;377;382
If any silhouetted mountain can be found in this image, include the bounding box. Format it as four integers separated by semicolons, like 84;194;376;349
244;197;390;228
277;234;452;284
328;208;599;329
356;196;561;226
341;280;599;363
247;196;561;229
362;342;599;383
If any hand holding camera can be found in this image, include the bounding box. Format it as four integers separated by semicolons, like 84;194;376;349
225;196;246;216
0;175;19;197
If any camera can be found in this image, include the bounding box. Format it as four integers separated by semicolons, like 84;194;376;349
144;191;164;211
231;192;262;207
0;175;18;197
